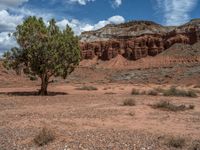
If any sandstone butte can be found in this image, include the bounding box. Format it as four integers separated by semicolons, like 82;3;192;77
79;19;200;61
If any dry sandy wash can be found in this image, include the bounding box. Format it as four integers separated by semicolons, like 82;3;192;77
0;79;200;150
1;57;200;150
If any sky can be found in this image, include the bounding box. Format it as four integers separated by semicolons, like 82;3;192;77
0;0;200;55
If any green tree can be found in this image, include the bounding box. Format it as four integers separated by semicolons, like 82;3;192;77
3;16;80;95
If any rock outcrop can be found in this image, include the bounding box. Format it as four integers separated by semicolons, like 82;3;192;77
80;19;200;60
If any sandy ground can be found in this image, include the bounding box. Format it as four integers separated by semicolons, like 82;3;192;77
0;82;200;150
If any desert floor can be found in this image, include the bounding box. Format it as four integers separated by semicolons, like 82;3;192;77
0;81;200;150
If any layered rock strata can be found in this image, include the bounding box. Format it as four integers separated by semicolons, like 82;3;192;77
80;20;200;60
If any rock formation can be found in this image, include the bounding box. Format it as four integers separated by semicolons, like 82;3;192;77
80;19;200;60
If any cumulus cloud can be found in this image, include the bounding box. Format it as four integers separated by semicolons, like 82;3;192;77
156;0;198;25
108;15;125;24
57;15;125;35
112;0;122;8
0;0;28;10
0;10;23;32
68;0;95;5
67;0;123;7
0;9;50;53
0;0;126;54
0;32;18;55
0;10;22;55
10;7;53;22
0;14;125;52
0;7;125;53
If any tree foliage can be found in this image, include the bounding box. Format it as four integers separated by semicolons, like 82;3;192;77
3;16;80;95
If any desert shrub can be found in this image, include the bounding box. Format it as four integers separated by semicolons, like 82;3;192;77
131;88;140;95
163;87;197;98
123;99;136;106
189;105;195;109
76;86;98;91
148;90;158;96
34;127;55;146
186;90;198;98
128;112;135;116
190;140;200;150
154;87;166;93
167;136;185;148
151;101;194;112
103;87;112;90
29;75;37;81
194;85;200;88
104;92;116;95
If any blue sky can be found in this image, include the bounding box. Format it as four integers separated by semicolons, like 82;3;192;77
0;0;199;55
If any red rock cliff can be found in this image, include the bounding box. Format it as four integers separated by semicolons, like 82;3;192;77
80;20;200;60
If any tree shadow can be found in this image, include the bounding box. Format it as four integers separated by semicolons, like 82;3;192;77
0;91;68;96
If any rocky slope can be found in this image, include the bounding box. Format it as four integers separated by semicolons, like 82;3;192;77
80;19;200;60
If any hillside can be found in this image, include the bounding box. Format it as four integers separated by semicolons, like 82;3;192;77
0;62;38;88
80;19;200;61
160;42;200;57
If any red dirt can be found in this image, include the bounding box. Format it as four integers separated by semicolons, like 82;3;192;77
0;61;200;149
0;80;200;149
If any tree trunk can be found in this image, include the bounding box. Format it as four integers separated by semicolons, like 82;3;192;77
39;74;49;96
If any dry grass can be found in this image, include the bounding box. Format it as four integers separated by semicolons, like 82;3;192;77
104;92;116;95
148;90;159;96
151;101;195;112
166;136;185;148
103;87;112;90
163;87;198;98
193;85;200;88
131;88;140;95
190;140;200;150
76;86;98;91
130;86;198;98
123;99;136;106
128;112;135;116
34;127;55;146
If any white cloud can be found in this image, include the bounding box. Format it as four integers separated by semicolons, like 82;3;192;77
0;32;18;53
0;0;28;10
68;0;95;5
67;0;123;7
156;0;198;25
0;9;28;53
10;7;53;22
0;8;53;53
57;15;125;35
0;3;125;51
57;18;88;35
0;10;23;32
0;14;124;53
112;0;122;8
108;15;125;24
0;0;126;54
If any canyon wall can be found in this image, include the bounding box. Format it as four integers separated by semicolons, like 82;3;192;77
80;20;200;60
